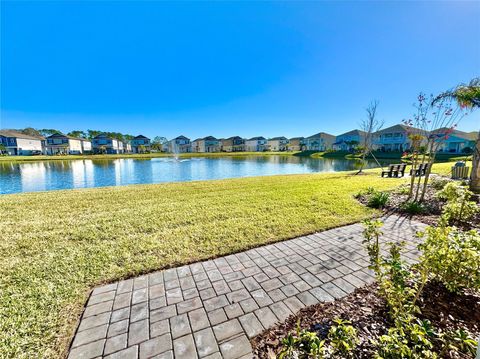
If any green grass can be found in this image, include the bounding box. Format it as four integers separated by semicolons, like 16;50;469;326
0;162;460;358
0;151;299;163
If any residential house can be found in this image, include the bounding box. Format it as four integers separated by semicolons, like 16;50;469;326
166;135;191;153
220;136;245;152
92;134;124;154
304;132;335;151
0;130;45;155
288;137;305;151
431;128;476;154
245;137;267;152
45;133;92;155
373;124;422;152
123;141;132;153
333;130;366;151
191;136;220;153
131;135;151;153
267;137;289;151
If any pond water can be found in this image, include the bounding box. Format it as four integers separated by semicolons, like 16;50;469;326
0;155;387;194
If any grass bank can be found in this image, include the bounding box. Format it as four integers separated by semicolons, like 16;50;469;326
311;151;472;163
0;151;299;163
0;162;457;358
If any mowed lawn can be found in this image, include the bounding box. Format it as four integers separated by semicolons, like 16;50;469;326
0;163;456;358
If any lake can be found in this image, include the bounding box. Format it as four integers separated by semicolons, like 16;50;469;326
0;155;386;194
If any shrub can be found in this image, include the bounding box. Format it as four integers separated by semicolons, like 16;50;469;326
429;177;453;190
443;328;478;356
400;201;426;215
278;323;326;359
327;319;358;357
436;182;479;224
418;226;480;293
367;191;389;209
362;220;422;318
374;316;438;359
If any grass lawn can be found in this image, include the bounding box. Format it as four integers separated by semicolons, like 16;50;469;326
311;150;472;162
0;162;459;358
0;151;299;163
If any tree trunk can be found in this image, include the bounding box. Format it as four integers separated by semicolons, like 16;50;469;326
470;130;480;193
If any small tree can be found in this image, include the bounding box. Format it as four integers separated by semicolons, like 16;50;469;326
357;101;384;174
151;136;167;151
0;144;7;155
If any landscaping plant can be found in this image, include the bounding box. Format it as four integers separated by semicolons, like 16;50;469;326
327;319;358;358
436;182;479;225
418;226;480;293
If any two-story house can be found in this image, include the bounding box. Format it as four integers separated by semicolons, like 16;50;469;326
244;137;267;152
304;132;335;151
288;137;306;151
431;128;476;154
131;135;151;153
92;134;124;154
267;137;289;151
373;124;422;152
191;136;220;153
167;135;191;153
333;130;366;151
0;130;45;155
45;133;92;155
220;136;245;152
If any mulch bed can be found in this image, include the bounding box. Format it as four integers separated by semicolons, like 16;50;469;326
252;282;480;358
355;178;480;231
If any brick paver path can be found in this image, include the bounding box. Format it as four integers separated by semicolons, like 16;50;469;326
68;215;426;359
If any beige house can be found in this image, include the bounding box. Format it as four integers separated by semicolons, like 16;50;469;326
46;133;92;155
220;136;245;152
166;135;190;153
267;137;289;151
304;132;335;151
288;137;305;151
191;136;220;153
0;130;45;155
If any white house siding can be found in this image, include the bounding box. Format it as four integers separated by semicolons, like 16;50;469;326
81;140;92;152
16;138;44;155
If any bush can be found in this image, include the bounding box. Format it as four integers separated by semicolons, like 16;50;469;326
367;191;389;209
401;201;426;215
278;323;326;359
418;226;480;293
328;319;358;357
436;182;479;224
429;177;453;190
374;316;438;359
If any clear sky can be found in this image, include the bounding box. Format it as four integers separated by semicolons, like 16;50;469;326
1;1;479;139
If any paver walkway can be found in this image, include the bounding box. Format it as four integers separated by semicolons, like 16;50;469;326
68;215;426;359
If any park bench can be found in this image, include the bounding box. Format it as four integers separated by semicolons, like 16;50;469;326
410;163;430;177
381;163;407;178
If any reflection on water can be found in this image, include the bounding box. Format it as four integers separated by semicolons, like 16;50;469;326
0;156;387;194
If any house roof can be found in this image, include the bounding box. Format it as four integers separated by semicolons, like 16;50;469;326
375;124;422;135
134;135;150;140
46;132;89;141
269;136;288;141
0;130;45;141
430;128;477;141
247;136;266;141
336;129;367;137
306;132;335;139
173;135;189;141
289;137;304;141
202;136;218;141
226;136;243;140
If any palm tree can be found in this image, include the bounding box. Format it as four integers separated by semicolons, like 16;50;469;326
433;78;480;192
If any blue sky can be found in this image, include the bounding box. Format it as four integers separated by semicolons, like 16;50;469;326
1;1;479;139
